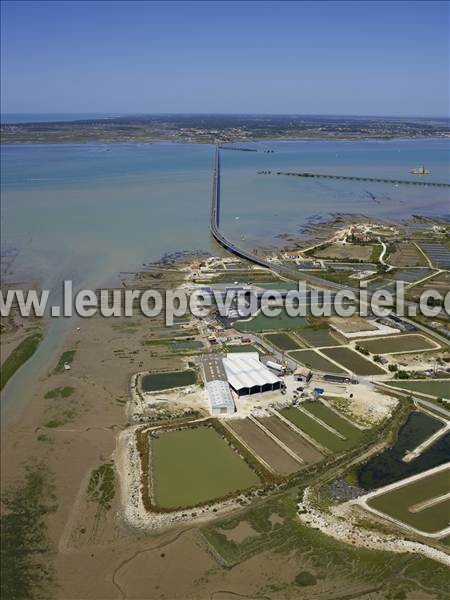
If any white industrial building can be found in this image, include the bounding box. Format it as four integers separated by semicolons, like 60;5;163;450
205;380;235;416
201;354;235;415
223;352;282;396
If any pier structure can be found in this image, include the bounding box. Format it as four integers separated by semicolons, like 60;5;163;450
268;171;450;188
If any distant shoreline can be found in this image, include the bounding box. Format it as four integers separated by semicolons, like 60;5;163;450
2;114;448;145
1;134;449;146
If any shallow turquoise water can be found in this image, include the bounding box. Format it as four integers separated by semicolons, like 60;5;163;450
2;139;448;289
220;138;450;251
1;142;214;421
1;142;215;289
1;138;448;421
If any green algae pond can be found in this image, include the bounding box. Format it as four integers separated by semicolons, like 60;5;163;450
151;426;260;509
357;411;448;490
358;334;437;355
281;407;355;453
301;400;363;446
264;332;303;351
386;379;450;400
368;467;450;534
226;344;264;354
290;350;346;374
298;327;342;347
141;369;197;392
322;347;386;375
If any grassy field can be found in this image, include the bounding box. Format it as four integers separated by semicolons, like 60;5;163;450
289;350;346;373
388;242;428;267
386;379;450;400
313;243;375;261
0;332;42;389
297;327;342;347
368;468;450;534
301;401;363;446
228;419;301;475
264;333;303;351
322;347;385;375
151;426;260;508
234;309;307;332
358;334;438;354
44;386;75;399
141;369;196;392
281;408;351;453
257;416;323;463
304;269;358;287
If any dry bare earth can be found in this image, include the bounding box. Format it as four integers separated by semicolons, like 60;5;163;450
257;416;323;463
228;419;301;475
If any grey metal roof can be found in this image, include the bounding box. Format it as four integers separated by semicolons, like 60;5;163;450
206;380;235;409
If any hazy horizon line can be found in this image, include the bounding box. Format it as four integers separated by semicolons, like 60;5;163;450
2;111;449;119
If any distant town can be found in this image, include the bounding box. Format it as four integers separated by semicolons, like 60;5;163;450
2;113;450;144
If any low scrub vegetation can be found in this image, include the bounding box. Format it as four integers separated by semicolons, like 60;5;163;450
44;386;75;399
0;464;56;600
54;349;76;373
0;332;42;390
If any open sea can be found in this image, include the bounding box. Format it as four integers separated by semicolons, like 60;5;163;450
1;138;449;420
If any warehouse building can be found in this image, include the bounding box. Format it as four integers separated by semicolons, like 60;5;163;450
206;380;235;416
201;354;235;415
223;352;282;396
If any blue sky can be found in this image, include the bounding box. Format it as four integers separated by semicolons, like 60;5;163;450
1;0;449;116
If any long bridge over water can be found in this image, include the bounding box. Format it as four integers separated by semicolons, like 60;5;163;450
209;147;447;295
209;146;450;344
264;170;450;188
210;147;354;291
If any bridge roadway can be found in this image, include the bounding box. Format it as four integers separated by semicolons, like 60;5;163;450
210;147;351;292
271;171;450;188
209;146;450;340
